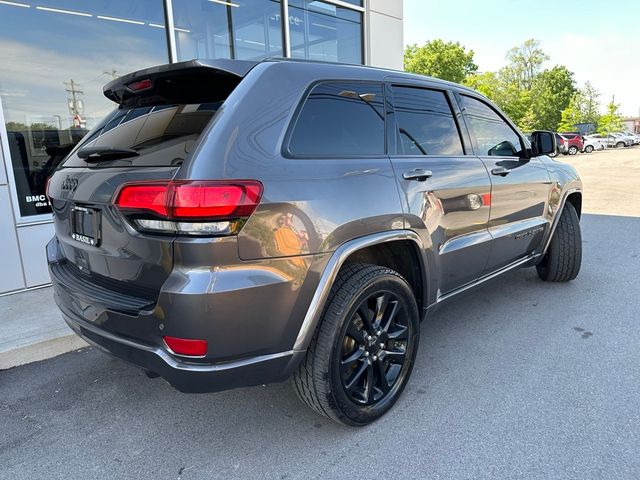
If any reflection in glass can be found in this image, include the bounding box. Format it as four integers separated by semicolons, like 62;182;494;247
0;0;167;217
392;86;464;156
172;0;282;61
289;82;384;156
460;95;524;157
289;0;362;64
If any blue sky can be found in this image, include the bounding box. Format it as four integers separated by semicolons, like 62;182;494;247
404;0;640;117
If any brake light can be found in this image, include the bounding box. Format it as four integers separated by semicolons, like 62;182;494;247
163;336;207;357
113;180;263;236
116;184;168;216
126;78;152;92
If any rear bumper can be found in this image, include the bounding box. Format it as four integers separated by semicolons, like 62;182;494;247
61;308;303;393
47;237;317;393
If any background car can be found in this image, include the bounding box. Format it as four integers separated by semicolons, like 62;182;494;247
559;132;584;155
587;133;625;148
619;132;640;145
611;132;634;147
581;136;605;153
550;133;568;156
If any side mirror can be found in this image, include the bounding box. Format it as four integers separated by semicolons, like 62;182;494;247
530;130;556;156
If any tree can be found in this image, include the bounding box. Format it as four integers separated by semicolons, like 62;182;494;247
404;40;478;84
503;39;549;90
581;82;601;126
558;83;601;132
463;71;501;99
558;93;584;132
528;66;575;130
598;100;624;134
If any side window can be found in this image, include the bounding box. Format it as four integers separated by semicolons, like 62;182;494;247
288;82;385;156
392;86;464;156
460;95;523;157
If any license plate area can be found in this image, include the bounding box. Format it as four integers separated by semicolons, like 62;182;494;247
71;206;101;247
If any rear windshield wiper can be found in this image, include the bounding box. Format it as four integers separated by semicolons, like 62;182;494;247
77;146;140;162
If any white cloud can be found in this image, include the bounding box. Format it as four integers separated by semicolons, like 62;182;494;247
0;37;165;127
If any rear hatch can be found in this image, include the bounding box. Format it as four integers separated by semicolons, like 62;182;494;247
47;60;257;308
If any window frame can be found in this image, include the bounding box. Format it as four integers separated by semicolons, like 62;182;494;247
454;91;527;158
386;82;470;158
282;79;389;159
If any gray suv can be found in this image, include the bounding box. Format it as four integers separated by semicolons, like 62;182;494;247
46;59;583;426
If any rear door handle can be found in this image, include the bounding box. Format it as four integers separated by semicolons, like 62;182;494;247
403;168;433;181
491;167;510;176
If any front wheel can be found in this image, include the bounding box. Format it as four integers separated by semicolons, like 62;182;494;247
292;263;419;426
537;202;582;282
584;145;594;153
616;142;626;148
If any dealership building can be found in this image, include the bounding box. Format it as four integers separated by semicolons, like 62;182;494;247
0;0;404;295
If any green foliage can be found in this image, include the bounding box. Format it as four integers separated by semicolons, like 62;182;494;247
407;37;619;134
503;39;549;90
5;121;58;132
558;83;601;132
597;101;624;134
528;66;575;130
404;40;478;84
463;72;500;99
464;39;575;131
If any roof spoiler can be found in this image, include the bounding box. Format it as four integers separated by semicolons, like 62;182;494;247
103;59;259;108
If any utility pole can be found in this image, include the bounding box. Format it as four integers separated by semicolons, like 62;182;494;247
64;79;84;116
103;69;118;80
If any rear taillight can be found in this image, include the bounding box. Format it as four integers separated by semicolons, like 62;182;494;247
113;180;263;236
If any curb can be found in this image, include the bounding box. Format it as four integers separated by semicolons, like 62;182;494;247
0;334;88;370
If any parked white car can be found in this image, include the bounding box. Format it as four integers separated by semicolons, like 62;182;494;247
621;132;640;145
611;132;635;147
581;136;605;153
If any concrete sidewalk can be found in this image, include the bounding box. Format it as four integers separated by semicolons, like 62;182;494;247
0;287;86;370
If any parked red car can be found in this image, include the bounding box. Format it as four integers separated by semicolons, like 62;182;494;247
559;132;585;155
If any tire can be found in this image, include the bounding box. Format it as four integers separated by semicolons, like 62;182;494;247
549;150;558;157
292;263;419;426
568;146;578;155
616;142;625;148
536;202;582;282
584;145;594;153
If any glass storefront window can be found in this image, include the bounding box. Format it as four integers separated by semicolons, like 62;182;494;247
172;0;283;62
0;0;168;219
289;0;362;64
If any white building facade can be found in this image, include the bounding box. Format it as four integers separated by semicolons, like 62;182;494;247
0;0;404;295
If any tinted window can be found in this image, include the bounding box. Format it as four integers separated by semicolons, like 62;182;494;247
461;95;523;157
63;103;222;168
289;82;384;156
392;86;463;156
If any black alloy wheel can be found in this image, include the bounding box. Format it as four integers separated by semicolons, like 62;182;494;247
339;291;410;406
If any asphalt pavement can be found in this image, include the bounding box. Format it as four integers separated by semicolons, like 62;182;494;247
2;211;639;479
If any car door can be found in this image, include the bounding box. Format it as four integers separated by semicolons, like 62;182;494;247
387;83;492;296
456;93;552;273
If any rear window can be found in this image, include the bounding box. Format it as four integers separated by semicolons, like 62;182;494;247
288;82;385;157
62;102;222;167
